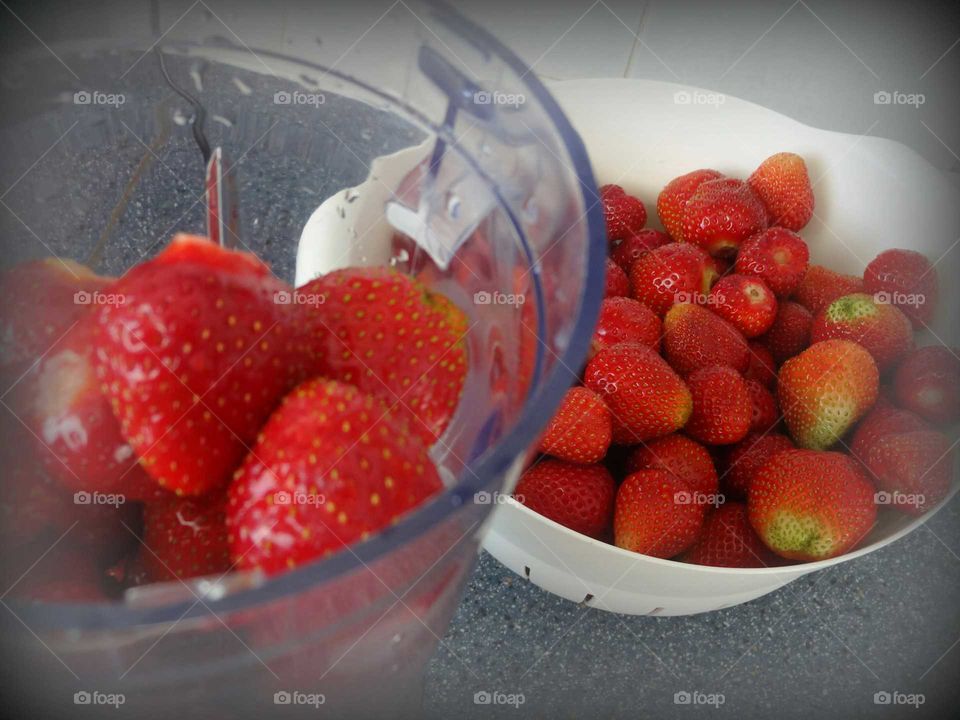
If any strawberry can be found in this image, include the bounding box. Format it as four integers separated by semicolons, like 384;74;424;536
680;178;768;257
685;366;753;445
600;184;647;241
656;169;723;241
630;242;719;316
734;227;810;297
662;303;750;376
793;265;864;315
866;431;954;515
584;343;692;445
614;470;705;558
863;248;938;328
227;378;441;574
538;386;612;464
746;378;779;434
747;152;815;231
684;502;778;567
849;403;929;465
300;266;467;445
610;229;671;272
141;494;231;582
0;258;110;375
605;257;631;297
23;314;167;502
591;297;662;355
744;341;778;388
748;449;876;561
94;235;309;496
709;274;778;338
722;432;794;499
625;434;719;497
810;293;914;371
778;339;879;450
759;301;812;364
514;459;615;539
893;346;960;423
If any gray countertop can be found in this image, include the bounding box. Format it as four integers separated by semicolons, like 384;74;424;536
424;493;960;719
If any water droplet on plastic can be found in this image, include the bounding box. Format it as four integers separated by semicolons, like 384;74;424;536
522;197;538;223
211;114;233;128
232;77;253;96
446;194;461;219
189;61;207;93
172;108;189;126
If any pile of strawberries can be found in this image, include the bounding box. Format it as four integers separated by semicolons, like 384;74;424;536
517;152;959;567
0;234;467;600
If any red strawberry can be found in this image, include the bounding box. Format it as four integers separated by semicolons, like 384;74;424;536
94;235;309;496
663;303;750;376
301;266;467;445
24;314;166;502
614;470;705;558
893;346;960;423
538;387;612;464
709;274;778;338
227;378;441;574
141;494;231;582
684;502;778;567
863;248;938;328
605;257;631;297
514;460;615;539
722;432;794;499
866;431;954;515
0;258;110;375
849;403;929;465
746;378;779;434
591;297;662;355
749;449;876;561
610;229;671;272
793;265;864;315
747;152;815;231
685;366;753;445
600;184;647;241
759;301;812;364
810;293;914;371
778;339;879;449
681;178;768;257
656;169;723;242
584;343;692;445
625;434;719;497
744;341;778;388
630;242;719;316
735;227;810;297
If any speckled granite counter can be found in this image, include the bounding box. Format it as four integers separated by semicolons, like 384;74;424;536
424;494;960;719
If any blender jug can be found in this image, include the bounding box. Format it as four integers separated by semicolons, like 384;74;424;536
0;1;605;717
